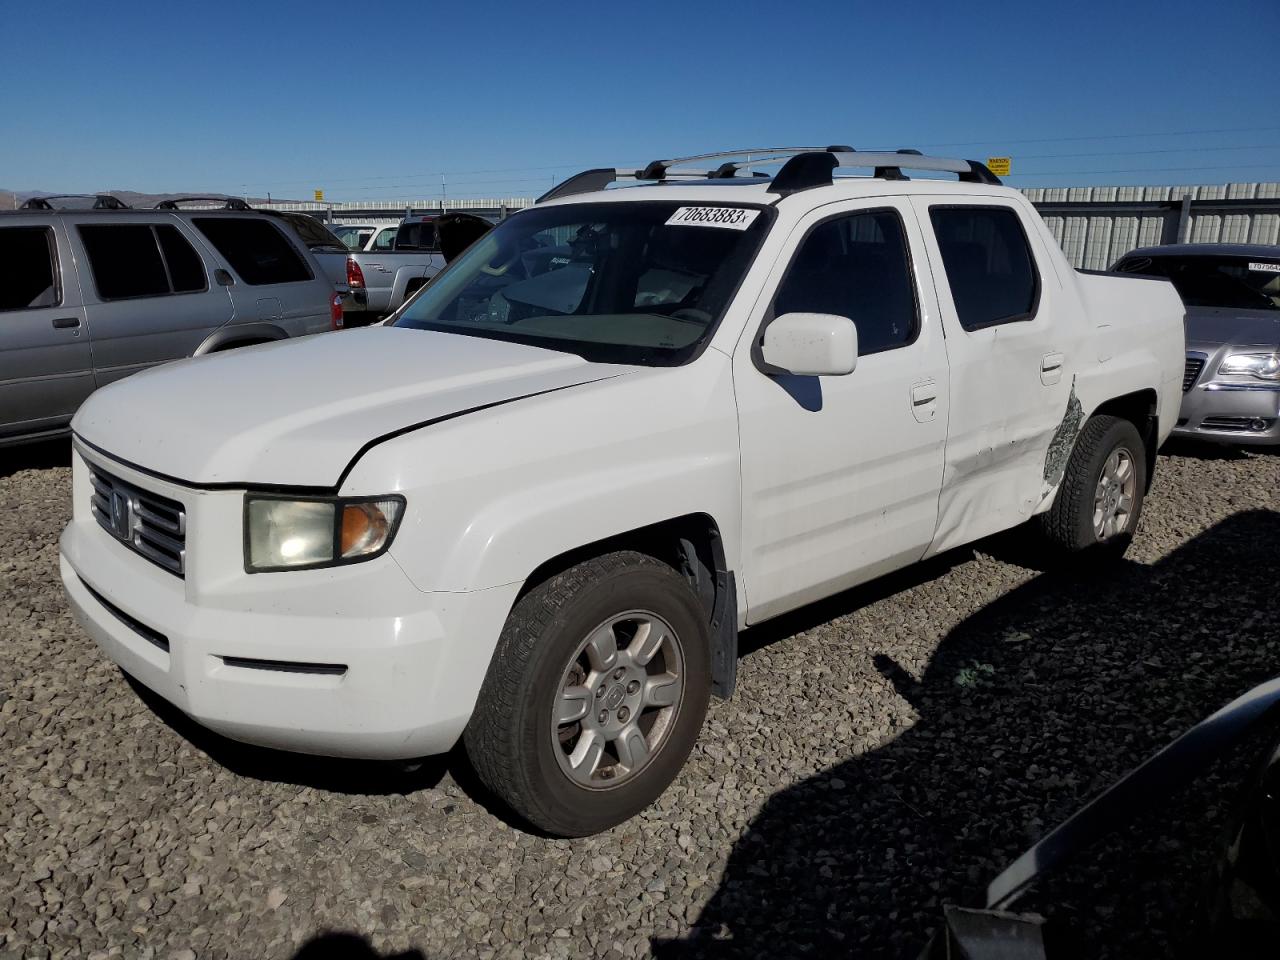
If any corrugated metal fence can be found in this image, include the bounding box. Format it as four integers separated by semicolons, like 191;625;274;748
1023;182;1280;269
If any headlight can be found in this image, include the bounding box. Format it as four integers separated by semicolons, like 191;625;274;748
245;495;404;572
1218;352;1280;381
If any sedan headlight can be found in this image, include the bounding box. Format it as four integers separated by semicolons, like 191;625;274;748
245;495;404;572
1218;352;1280;381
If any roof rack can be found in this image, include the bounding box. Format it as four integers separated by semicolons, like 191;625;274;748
769;148;1001;194
537;145;1001;203
154;196;252;210
19;194;130;210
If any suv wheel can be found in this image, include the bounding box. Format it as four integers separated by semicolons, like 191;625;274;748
1035;414;1147;558
464;551;711;836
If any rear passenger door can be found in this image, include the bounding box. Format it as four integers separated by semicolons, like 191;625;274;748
0;222;93;438
192;216;330;336
912;198;1077;554
70;219;233;387
736;199;950;623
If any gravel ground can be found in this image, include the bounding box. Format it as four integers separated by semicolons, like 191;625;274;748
1;438;1277;960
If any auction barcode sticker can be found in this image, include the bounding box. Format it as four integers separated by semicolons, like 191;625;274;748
665;206;760;231
1248;261;1280;273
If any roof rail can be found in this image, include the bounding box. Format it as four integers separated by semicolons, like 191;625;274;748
769;149;1002;194
19;194;130;210
154;196;252;210
537;167;766;204
537;145;1001;204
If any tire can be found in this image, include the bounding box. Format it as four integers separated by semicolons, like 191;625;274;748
1035;414;1147;559
463;551;711;836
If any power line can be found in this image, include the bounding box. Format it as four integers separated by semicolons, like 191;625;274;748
1012;143;1280;161
1003;162;1280;178
920;125;1280;149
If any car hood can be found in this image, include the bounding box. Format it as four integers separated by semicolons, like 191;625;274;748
1185;307;1280;350
73;328;632;488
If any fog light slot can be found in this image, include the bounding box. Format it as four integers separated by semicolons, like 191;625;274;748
218;656;347;676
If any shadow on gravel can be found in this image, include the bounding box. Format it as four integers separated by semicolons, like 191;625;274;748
122;674;452;795
657;509;1280;960
289;931;426;959
0;435;71;478
1159;438;1258;461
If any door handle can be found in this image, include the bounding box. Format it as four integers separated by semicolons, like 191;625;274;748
911;383;937;405
910;379;938;423
51;316;80;329
1041;352;1065;385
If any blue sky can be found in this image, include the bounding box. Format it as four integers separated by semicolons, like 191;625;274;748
2;0;1277;198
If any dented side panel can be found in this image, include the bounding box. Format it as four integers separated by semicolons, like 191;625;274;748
908;194;1090;557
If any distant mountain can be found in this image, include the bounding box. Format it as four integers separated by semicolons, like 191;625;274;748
0;189;295;209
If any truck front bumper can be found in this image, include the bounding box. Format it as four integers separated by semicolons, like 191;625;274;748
60;446;520;760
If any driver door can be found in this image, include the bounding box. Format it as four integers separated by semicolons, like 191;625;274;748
734;199;949;624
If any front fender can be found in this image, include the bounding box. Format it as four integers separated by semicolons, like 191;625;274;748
194;322;288;354
347;359;743;594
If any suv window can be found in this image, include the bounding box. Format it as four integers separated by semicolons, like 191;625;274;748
929;206;1039;331
193;217;313;285
78;223;195;300
156;225;207;293
0;226;59;310
773;209;919;354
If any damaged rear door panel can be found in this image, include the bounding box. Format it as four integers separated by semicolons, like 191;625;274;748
911;196;1090;556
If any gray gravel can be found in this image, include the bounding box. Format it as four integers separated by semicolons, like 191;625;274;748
1;438;1277;959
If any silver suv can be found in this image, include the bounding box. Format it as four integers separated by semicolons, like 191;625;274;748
0;195;344;446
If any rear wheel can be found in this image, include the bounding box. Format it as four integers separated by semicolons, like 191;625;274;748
464;551;711;836
1035;414;1147;559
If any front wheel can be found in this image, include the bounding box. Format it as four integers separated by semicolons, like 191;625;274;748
1034;414;1147;559
464;551;711;836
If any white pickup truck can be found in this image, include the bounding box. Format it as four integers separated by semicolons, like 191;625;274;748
59;147;1185;836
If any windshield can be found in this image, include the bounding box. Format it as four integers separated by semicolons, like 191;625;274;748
394;201;770;365
1116;254;1280;311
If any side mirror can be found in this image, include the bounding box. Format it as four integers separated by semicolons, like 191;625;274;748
761;312;858;376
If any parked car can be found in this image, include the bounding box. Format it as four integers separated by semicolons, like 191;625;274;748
0;194;343;447
345;213;492;321
332;223;399;252
1112;243;1279;445
59;147;1184;836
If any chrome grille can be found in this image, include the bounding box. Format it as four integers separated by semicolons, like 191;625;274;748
1183;356;1205;392
88;467;186;576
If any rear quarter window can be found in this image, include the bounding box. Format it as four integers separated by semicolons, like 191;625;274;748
193;217;313;286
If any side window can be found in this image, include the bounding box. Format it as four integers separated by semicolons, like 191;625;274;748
156;225;207;293
773;209;919;355
193;217;313;286
929;206;1039;331
0;226;59;310
373;228;396;251
78;224;171;300
395;221;436;251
